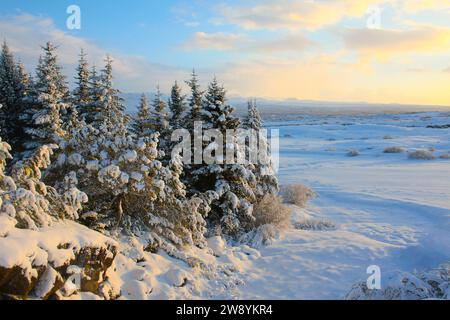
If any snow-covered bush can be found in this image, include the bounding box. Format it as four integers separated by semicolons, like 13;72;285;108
345;263;450;300
0;137;87;230
408;149;435;160
281;184;316;208
239;224;280;248
384;146;405;154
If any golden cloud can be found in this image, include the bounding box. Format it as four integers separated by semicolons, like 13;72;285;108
341;27;450;61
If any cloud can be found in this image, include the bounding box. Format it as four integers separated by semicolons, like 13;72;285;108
215;55;450;105
171;3;201;27
401;0;450;13
181;31;315;53
341;27;450;61
213;0;385;31
0;14;191;93
181;32;244;51
250;33;315;53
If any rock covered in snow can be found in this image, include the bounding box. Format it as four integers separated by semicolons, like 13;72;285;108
166;268;188;287
0;219;118;299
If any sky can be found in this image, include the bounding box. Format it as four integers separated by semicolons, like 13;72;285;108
1;0;450;106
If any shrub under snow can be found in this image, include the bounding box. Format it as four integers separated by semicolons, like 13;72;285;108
384;146;405;154
293;219;336;231
408;149;435;160
345;263;450;300
347;149;360;157
0;138;87;230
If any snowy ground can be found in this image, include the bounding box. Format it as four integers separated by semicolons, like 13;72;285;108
102;111;450;300
234;111;450;299
6;111;447;300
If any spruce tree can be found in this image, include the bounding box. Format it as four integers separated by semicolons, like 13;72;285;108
244;100;279;200
73;49;90;115
185;70;203;130
0;42;28;153
151;87;170;153
190;78;260;236
82;66;103;127
152;86;169;132
132;94;152;137
201;77;240;130
244;100;262;130
168;81;186;130
100;56;129;134
81;57;128;133
24;42;68;152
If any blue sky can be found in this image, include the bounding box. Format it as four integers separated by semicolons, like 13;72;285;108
1;0;450;105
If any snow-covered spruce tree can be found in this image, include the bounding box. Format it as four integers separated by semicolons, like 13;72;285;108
23;42;69;153
81;58;129;133
0;42;29;154
244;100;262;131
243;100;278;201
185;70;203;130
188;78;260;237
100;56;129;135
168;81;186;130
81;66;103;128
52;123;210;248
151;86;170;153
132;94;152;137
48;57;209;247
73;50;91;118
0;135;87;230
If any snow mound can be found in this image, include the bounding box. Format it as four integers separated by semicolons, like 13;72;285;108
346;263;450;300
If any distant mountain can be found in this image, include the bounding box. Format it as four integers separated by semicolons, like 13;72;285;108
121;93;450;118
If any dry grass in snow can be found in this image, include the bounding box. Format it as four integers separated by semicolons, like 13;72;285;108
384;146;406;154
281;184;316;208
408;150;436;160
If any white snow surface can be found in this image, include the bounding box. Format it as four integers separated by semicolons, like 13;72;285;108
234;111;450;299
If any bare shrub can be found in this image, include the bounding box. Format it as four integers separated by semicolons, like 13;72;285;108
252;194;292;229
408;150;435;160
293;219;336;231
384;146;405;154
281;184;316;208
347;149;360;157
439;153;450;159
383;135;394;140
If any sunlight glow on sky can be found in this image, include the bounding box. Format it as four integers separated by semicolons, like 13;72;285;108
1;0;450;105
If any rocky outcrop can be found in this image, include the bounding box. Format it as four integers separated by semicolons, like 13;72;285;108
0;220;119;300
0;265;46;298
